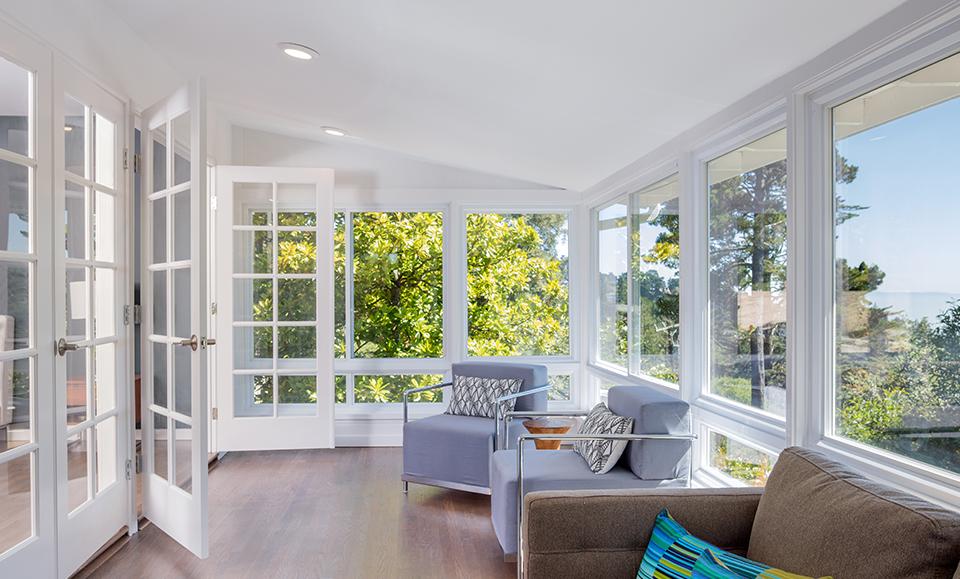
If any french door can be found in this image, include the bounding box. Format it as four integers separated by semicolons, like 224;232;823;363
141;81;210;558
53;58;131;576
215;166;335;451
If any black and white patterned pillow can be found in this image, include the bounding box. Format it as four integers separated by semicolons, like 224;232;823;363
445;375;523;419
574;403;635;474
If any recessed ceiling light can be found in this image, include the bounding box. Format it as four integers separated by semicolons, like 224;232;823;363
322;127;347;137
64;125;73;132
278;42;319;61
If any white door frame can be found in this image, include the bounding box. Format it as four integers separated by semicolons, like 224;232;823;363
215;166;335;451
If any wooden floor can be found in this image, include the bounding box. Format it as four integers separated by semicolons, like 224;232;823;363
88;448;515;579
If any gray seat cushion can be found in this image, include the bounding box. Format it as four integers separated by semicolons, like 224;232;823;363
607;386;691;480
402;414;529;489
490;449;684;556
451;362;548;412
748;447;960;579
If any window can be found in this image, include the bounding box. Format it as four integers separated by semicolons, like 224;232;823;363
466;212;570;357
832;52;960;474
707;129;788;416
630;175;680;382
596;202;628;367
707;431;776;486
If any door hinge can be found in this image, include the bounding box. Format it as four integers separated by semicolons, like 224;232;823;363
123;305;131;326
123;148;129;171
133;153;142;174
135;452;143;474
210;302;218;316
211;407;218;420
210;195;218;211
133;304;142;325
125;459;133;481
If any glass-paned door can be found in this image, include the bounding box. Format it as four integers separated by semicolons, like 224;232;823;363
54;59;130;577
215;167;335;451
0;23;56;579
141;81;209;558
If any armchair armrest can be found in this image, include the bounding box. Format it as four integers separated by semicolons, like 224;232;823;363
402;382;451;424
521;487;764;579
494;384;551;450
516;432;697;579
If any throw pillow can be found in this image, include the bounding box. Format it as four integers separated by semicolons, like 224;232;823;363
444;375;522;419
637;510;832;579
573;403;634;474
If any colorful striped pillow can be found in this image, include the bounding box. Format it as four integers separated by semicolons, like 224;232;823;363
637;510;831;579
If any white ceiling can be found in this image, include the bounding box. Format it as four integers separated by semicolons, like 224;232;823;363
101;0;907;190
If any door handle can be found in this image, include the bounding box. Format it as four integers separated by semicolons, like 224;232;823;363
56;338;80;357
177;335;199;351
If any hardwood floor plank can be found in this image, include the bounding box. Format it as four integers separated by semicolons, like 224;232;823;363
87;448;514;579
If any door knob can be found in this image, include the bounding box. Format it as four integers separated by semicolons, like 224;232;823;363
57;338;80;357
177;335;199;351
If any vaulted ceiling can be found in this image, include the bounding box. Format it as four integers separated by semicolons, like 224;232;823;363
102;0;907;190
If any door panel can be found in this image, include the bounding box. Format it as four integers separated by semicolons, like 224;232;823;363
216;167;335;451
140;80;209;558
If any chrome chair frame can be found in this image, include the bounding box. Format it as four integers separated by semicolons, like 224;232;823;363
401;381;550;493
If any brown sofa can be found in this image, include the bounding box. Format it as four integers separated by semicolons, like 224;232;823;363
521;447;960;579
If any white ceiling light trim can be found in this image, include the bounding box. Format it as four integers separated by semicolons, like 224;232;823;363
322;126;347;137
278;42;319;61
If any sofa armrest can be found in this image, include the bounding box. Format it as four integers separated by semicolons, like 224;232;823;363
522;487;764;579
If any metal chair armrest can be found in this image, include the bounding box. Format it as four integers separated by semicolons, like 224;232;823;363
515;432;697;578
493;385;551;451
402;382;451;424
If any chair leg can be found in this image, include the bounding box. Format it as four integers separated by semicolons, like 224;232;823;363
402;480;409;493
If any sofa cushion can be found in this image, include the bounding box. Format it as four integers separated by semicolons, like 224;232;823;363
574;403;634;474
490;449;682;556
748;446;960;579
608;386;691;480
445;375;522;418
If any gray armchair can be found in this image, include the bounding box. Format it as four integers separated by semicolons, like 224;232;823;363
490;385;694;560
402;362;549;495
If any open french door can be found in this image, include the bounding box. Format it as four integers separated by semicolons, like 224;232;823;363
140;80;210;558
215;166;335;451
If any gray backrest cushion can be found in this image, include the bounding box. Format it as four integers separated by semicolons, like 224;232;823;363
749;447;960;579
607;386;691;480
451;362;548;412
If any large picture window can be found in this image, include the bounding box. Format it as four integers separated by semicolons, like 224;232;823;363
833;52;960;474
596;202;628;368
466;212;570;357
707;129;788;416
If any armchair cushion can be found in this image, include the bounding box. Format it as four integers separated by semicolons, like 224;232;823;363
445;375;522;419
608;386;692;480
451;362;547;412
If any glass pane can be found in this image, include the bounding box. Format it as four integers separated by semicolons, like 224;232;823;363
172;190;190;262
94;114;115;189
277;230;315;274
234;230;272;274
65;181;86;259
278;326;315;360
66;428;89;513
466;213;569;357
233;326;273;370
65;348;87;426
548;374;571;401
334;212;345;359
0;358;31;452
173;268;190;338
96;416;117;492
709;431;775;487
174;421;191;493
172;113;190;186
0;159;29;253
94;191;115;262
233;278;272;322
833;52;960;474
151;124;166;193
152;341;167;408
151;196;166;264
94;268;115;339
353;212;444;358
65;266;88;339
153;413;168;481
278;279;315;321
335;374;346;404
0;261;29;351
354;374;444;404
631;175;681;383
94;343;116;415
233;374;273;417
278;212;316;226
0;452;32;553
152;270;167;334
278;375;316;416
0;56;29;158
174;345;191;417
596;203;627;367
233;183;272;225
64;96;85;176
708;129;788;416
